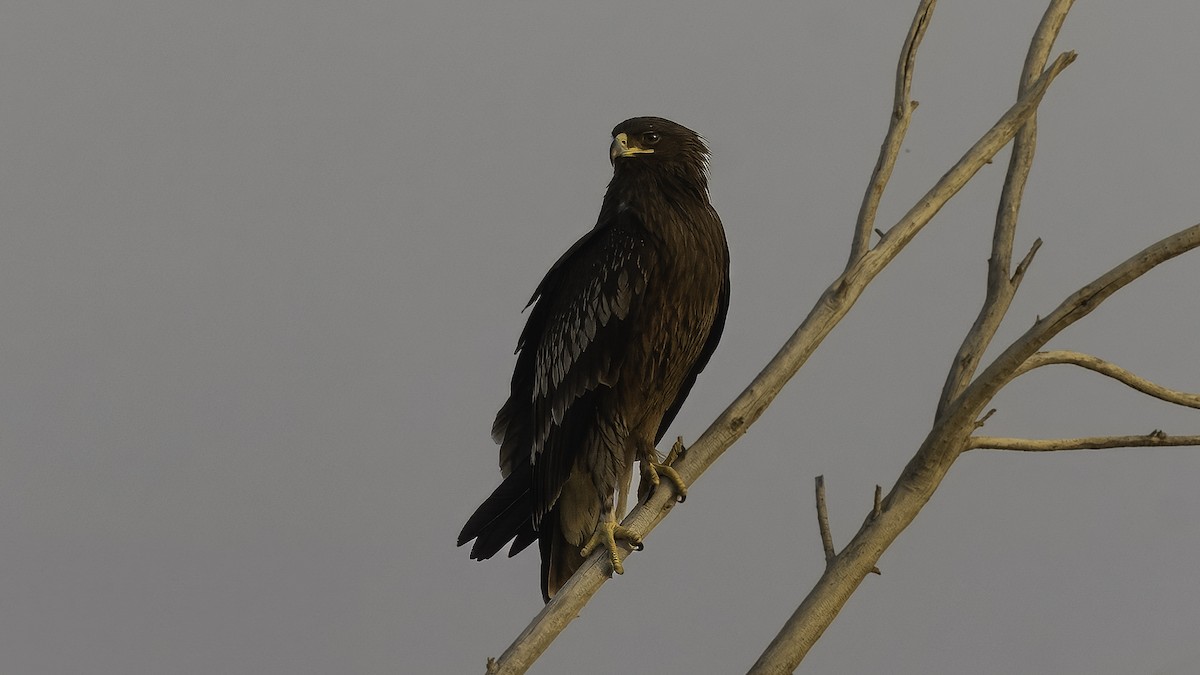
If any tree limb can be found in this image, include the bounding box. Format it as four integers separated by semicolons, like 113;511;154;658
748;221;1200;674
970;433;1200;452
870;51;1073;259
847;0;935;268
1012;350;1200;408
815;476;835;565
954;224;1200;418
484;12;1079;675
747;7;1080;671
936;0;1074;417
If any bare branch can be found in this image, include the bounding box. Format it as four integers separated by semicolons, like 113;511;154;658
970;433;1200;452
937;0;1075;418
1012;237;1043;285
487;37;1080;675
815;476;835;565
848;0;936;267
746;24;1086;675
1011;350;1200;408
747;220;1200;675
484;13;1085;675
957;224;1200;419
872;51;1074;258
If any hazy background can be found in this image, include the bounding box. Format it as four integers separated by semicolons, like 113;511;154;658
2;1;1198;673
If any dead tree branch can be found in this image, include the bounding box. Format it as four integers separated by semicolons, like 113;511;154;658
1012;350;1200;408
957;224;1200;414
747;222;1200;672
747;1;1184;671
970;433;1200;452
484;5;1078;673
935;0;1073;418
847;0;935;268
814;476;835;565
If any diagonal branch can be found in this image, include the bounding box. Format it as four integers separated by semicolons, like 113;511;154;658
1011;350;1200;408
749;210;1200;675
847;0;936;268
970;433;1200;452
485;20;1079;675
748;9;1080;670
747;221;1200;675
937;0;1075;418
870;50;1073;260
953;224;1200;420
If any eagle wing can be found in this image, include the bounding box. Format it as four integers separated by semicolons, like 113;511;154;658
654;259;729;443
493;211;656;526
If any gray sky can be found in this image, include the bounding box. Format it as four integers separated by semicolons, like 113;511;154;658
1;1;1198;674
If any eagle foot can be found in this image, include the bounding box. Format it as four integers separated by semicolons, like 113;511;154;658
580;521;643;575
642;440;689;503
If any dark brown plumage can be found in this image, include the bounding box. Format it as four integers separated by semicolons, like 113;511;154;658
458;117;730;602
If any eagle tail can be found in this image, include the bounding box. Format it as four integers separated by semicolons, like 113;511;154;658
457;470;536;561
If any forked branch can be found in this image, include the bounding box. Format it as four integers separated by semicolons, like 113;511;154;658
937;0;1075;417
848;0;935;267
749;1;1200;671
484;4;1078;672
748;221;1200;673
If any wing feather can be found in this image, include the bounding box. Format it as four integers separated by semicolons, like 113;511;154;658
492;212;656;523
654;251;730;443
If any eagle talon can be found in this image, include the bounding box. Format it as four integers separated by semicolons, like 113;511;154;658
642;460;689;503
667;436;687;464
580;521;642;575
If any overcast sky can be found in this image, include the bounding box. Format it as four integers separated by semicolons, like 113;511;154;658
1;1;1199;674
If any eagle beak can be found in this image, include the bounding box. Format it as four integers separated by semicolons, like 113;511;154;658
610;132;654;164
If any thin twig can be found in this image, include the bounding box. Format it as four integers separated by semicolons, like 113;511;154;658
848;0;936;268
1011;350;1200;408
815;476;835;565
873;51;1075;257
970;433;1200;452
866;486;883;575
1012;238;1043;284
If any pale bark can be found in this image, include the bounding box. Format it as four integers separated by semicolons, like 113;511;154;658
478;1;1200;673
485;4;1078;673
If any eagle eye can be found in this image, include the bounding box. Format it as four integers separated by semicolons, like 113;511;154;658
642;132;661;145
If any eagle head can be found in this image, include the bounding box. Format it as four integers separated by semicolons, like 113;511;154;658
609;117;709;174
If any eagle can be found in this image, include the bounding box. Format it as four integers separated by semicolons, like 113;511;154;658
458;117;730;602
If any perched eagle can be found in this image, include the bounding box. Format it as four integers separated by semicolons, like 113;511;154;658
458;117;730;602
